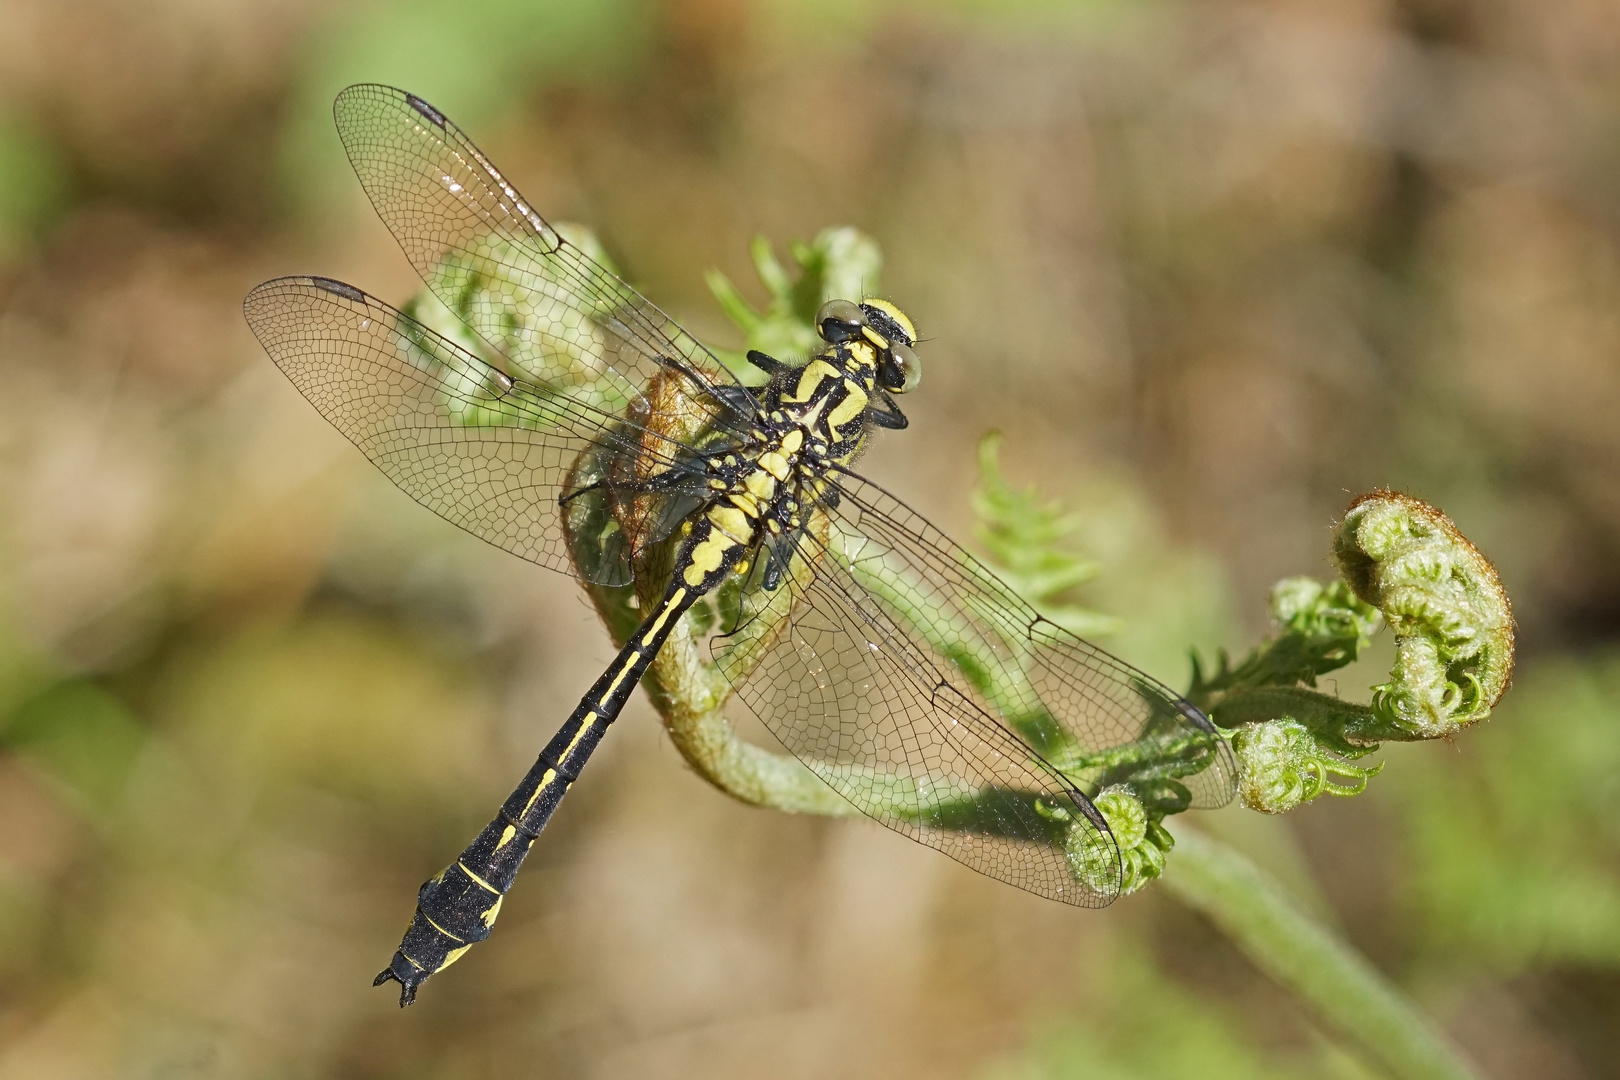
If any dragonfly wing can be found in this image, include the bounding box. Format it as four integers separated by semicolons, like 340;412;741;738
244;276;708;587
817;468;1239;812
331;83;751;423
710;522;1124;907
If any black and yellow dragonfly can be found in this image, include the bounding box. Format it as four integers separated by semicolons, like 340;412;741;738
244;84;1237;1007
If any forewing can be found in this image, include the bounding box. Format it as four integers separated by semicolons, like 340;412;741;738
711;526;1123;906
243;276;701;586
821;468;1239;811
331;83;749;421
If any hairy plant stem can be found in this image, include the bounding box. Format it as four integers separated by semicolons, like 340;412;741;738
1162;827;1479;1080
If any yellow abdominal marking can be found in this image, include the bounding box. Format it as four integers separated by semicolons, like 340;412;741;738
458;861;500;894
441;944;472;969
682;528;737;586
481;896;503;928
497;824;517;849
425;913;465;944
522;768;559;816
560;713;600;760
710;505;752;542
786;359;839;403
642;588;686;636
826;381;868;439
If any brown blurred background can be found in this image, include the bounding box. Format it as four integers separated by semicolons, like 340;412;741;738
1;0;1618;1077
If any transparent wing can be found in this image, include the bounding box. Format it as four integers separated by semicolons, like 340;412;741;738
818;467;1239;811
708;467;1237;905
243;276;714;587
712;530;1123;906
331;83;750;422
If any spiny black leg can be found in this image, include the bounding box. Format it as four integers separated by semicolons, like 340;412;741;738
866;389;908;430
746;349;791;378
711;384;762;414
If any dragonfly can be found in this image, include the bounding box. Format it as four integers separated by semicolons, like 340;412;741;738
244;84;1238;1007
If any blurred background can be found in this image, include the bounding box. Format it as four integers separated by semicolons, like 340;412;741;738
1;0;1618;1076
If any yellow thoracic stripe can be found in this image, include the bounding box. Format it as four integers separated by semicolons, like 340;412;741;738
786;359;838;403
826;381;868;439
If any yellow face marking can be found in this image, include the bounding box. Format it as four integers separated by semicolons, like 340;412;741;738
744;470;777;500
709;505;752;542
458;861;500;894
859;325;888;351
826;381;869;439
779;429;804;455
863;298;917;343
785;359;839;403
757;451;791;482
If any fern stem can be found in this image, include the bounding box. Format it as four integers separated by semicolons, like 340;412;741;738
1162;827;1479;1080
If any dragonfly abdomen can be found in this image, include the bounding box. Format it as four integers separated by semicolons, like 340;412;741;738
374;581;700;1005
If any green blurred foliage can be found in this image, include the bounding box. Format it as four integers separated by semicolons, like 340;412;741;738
0;116;70;257
277;0;647;217
1396;652;1620;973
2;680;145;820
981;941;1372;1080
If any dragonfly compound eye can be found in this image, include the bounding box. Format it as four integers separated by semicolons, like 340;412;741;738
815;299;865;344
879;341;922;394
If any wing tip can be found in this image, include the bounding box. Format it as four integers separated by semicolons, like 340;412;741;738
333;82;448;129
243;274;369;308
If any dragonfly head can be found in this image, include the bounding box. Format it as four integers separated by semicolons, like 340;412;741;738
815;298;922;395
